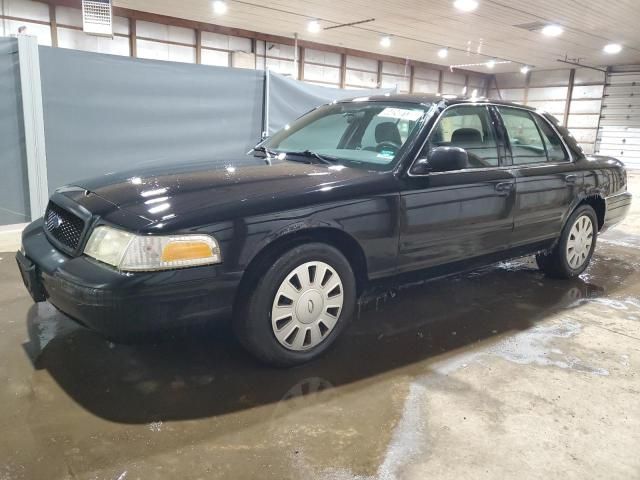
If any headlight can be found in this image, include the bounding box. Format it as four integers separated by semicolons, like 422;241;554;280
84;226;221;271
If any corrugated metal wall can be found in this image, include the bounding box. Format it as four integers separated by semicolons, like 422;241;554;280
596;66;640;169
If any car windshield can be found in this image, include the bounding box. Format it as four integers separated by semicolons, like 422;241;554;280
261;101;432;170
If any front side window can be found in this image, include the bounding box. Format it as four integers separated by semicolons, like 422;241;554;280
263;101;432;170
498;107;548;165
424;105;500;168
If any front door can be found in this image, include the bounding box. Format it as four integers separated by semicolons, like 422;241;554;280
398;104;516;273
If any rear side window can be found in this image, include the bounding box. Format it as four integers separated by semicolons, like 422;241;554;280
498;107;547;165
427;105;500;168
532;114;569;162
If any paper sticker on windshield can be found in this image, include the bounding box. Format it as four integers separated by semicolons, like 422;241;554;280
378;108;423;121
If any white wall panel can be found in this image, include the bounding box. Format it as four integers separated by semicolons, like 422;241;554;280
58;28;129;56
381;75;408;92
570;129;598;144
201;31;250;52
265;42;295;60
305;48;340;67
529;69;570;86
201;48;229;66
136;38;168;60
574;69;606;85
527;86;568;101
229;35;251;52
137;21;195;45
345;69;377;87
443;71;465;85
382;61;405;76
572;84;604;99
137;39;196;63
569;99;602;114
413;79;438;94
493;72;526;88
346;55;376;72
413;66;439;81
497;88;525;101
567;114;600;129
442;82;465;95
265;57;294;75
55;6;82;27
2;0;48;21
304;63;340;84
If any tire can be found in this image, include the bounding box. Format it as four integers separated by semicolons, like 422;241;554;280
536;205;598;279
234;243;357;367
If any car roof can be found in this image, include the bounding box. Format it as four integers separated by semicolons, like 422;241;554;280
337;93;536;111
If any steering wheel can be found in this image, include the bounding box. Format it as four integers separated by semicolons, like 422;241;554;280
375;141;400;155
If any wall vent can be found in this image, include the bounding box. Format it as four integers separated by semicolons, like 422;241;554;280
82;0;113;37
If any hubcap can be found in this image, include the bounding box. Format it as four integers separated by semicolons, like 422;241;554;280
566;215;594;269
271;261;344;351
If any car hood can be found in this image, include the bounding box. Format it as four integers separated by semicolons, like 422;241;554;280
69;160;393;231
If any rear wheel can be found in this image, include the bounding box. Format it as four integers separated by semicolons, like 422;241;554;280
536;205;598;279
234;243;356;367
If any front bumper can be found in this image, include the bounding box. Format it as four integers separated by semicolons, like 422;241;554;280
17;220;242;337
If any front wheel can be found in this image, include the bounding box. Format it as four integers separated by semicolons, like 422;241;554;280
536;205;598;279
234;243;356;367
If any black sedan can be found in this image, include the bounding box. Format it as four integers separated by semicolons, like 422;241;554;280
16;94;632;366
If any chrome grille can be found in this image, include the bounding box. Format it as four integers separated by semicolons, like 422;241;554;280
44;202;86;252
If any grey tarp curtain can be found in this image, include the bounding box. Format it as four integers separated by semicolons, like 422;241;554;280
0;37;30;225
266;70;396;135
39;47;265;194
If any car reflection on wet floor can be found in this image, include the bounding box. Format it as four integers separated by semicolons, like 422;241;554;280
22;255;620;424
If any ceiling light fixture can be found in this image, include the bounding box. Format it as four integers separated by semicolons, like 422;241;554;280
212;0;228;14
603;43;622;54
453;0;479;12
307;20;321;33
380;36;391;48
438;47;449;59
486;59;496;69
520;65;530;74
541;24;563;37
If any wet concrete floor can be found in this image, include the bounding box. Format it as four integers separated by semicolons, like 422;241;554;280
1;175;639;479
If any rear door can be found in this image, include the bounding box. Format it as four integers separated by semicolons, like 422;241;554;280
496;106;580;247
398;104;516;272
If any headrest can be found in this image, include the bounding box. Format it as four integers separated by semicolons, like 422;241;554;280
375;122;402;145
451;128;482;144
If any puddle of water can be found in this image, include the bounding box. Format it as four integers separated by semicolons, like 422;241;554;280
431;319;608;377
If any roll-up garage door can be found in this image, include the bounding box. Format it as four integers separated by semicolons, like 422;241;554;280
597;67;640;169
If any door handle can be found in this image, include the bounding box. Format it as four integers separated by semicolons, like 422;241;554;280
495;182;514;195
564;174;577;184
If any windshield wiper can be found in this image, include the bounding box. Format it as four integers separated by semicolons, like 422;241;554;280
252;145;278;157
284;150;338;165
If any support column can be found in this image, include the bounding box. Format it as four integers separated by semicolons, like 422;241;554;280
17;34;49;220
563;68;576;128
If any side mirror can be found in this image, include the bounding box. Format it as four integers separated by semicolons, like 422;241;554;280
411;146;469;174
